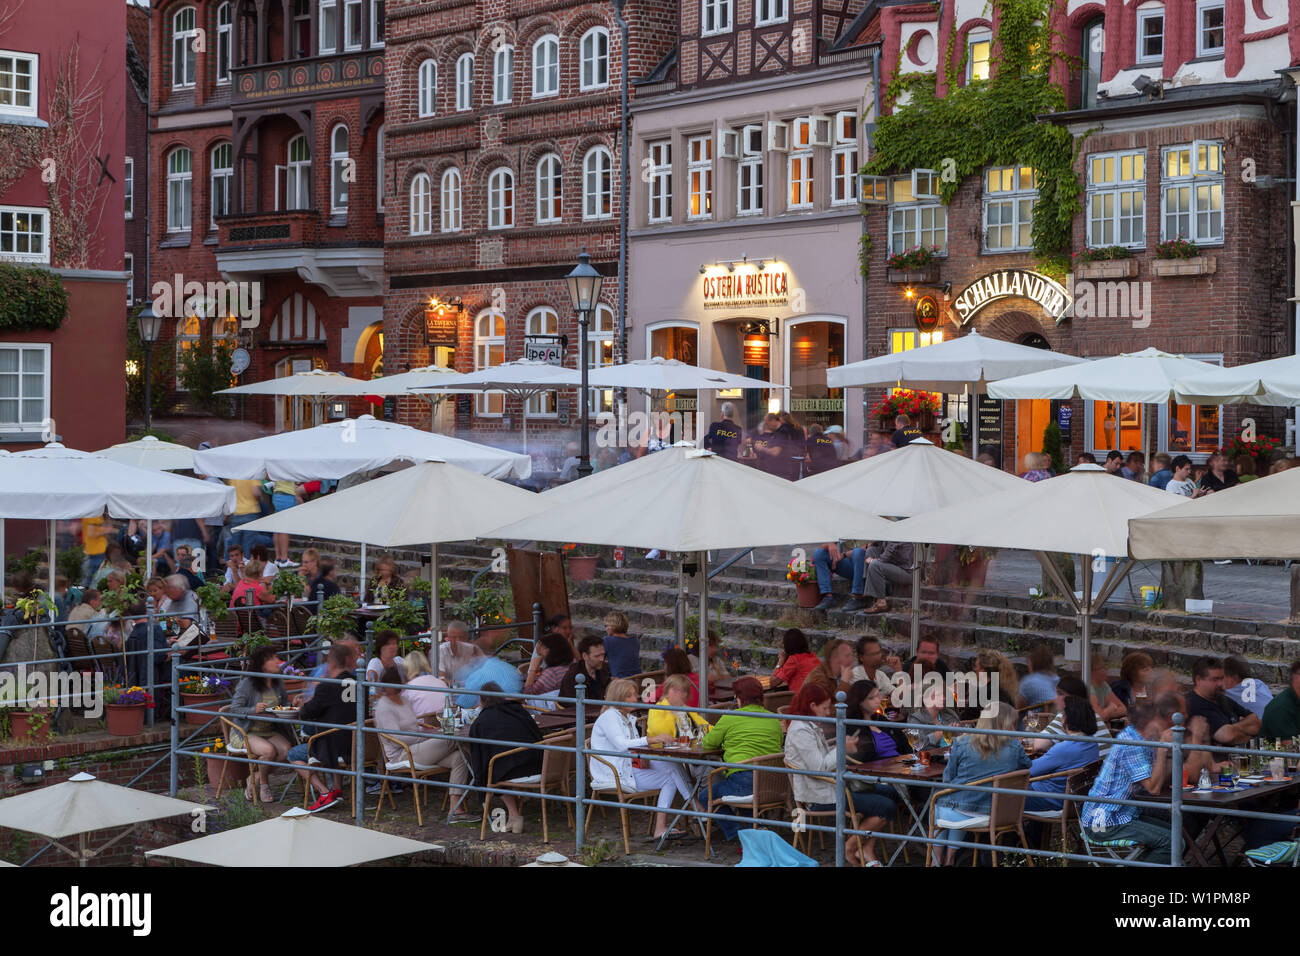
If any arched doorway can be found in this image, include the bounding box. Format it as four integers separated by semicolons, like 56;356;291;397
1009;329;1056;471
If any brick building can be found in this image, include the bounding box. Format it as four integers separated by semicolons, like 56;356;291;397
854;0;1296;470
381;0;676;450
127;0;150;314
148;0;386;432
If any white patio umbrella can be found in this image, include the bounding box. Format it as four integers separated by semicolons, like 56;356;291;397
1174;353;1300;407
238;460;544;673
488;444;900;703
413;359;584;451
797;438;1026;653
893;464;1177;685
145;806;440;867
0;772;212;867
827;331;1085;457
1129;468;1300;560
349;365;467;432
586;356;787;392
94;435;196;471
988;348;1235;461
218;368;379;431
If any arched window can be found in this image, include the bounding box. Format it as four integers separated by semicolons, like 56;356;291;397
493;44;514;104
487;167;514;229
409;172;431;235
175;314;202;388
525;307;559;416
376;124;385;211
456;52;474;110
417;58;437;117
167;147;192;232
330;124;349;213
172;7;197;89
580;27;609;90
283;134;311;210
582;146;612;220
210;143;233;226
440;167;462;232
532;35;559;97
474;310;506;416
1081;17;1105;109
216;3;232;84
536;153;562;224
589;302;615;413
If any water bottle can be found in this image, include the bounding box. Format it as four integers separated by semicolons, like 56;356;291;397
1198;767;1211;791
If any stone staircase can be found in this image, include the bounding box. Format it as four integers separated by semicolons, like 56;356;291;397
296;539;1300;685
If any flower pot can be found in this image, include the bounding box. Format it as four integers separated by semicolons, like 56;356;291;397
205;755;249;790
477;626;512;652
795;581;821;608
958;557;990;589
9;708;52;742
567;555;599;581
281;679;306;695
105;702;146;736
180;692;226;726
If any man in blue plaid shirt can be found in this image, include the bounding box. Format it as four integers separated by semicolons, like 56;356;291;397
1081;699;1175;860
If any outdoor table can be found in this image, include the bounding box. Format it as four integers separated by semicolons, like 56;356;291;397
1152;774;1300;866
532;710;595;733
629;742;725;854
849;751;948;866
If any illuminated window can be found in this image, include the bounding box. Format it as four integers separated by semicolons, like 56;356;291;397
474;310;506;416
687;135;712;220
982;165;1036;252
1086;150;1145;248
966;33;991;82
1161;142;1222;244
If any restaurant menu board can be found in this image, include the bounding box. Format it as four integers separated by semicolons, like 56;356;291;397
976;396;1002;465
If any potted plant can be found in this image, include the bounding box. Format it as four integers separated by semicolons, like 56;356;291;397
1;682;52;743
406;577;432;611
1152;236;1216;276
103;685;154;736
453;586;513;649
195;582;230;629
956;546;996;588
787;555;820;608
200;736;248;792
885;245;941;283
375;586;425;635
231;629;273;659
305;593;360;642
1073;245;1138;279
14;588;56;625
562;543;600;581
278;661;307;694
178;674;232;725
870;389;942;433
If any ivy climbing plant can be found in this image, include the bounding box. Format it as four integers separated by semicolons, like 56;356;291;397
863;0;1085;278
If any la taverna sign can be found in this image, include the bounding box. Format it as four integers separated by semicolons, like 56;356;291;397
952;269;1071;325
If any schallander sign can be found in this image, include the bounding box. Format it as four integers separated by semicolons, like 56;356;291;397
702;270;790;310
952;269;1071;325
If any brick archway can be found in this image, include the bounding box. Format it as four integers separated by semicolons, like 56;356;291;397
975;309;1065;351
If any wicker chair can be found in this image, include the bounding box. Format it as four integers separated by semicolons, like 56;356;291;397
586;753;663;854
1025;759;1102;851
703;752;789;857
763;690;794;712
374;733;452;826
784;759;866;865
215;707;252;799
63;625;95;674
478;731;576;843
927;769;1033;866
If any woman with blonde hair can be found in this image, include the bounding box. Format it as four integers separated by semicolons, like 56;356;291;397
930;701;1030;864
648;674;711;740
974;648;1022;711
365;554;400;604
401;650;449;719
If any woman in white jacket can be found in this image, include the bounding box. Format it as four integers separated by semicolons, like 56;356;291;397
590;679;699;840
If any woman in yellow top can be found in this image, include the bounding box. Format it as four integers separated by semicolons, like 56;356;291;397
648;674;711;740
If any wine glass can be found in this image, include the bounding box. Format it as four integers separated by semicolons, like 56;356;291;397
905;728;923;755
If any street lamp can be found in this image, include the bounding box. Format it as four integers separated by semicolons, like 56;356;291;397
565;249;604;478
136;303;163;431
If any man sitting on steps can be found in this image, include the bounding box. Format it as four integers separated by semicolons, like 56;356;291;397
811;541;914;613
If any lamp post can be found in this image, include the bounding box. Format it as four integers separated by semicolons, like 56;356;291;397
565;250;604;478
136;303;163;432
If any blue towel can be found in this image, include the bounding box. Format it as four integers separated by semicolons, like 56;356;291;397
735;829;818;867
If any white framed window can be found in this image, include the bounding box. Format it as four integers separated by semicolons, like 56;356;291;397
343;0;364;51
580;27;609;90
0;50;37;117
536;153;562;224
583;146;612;220
888;177;947;254
124;157;134;219
687;134;712;220
172;7;198;89
831;111;858;206
417;59;437;117
532;35;559;97
1161;142;1223;244
456;52;474;111
216;3;232;84
370;0;385;47
1086;149;1145;248
738;153;763;216
280;134;312;211
440;167;461;231
525;307;560;417
787;118;813;210
330;124;349;213
966;32;991;83
376;125;385;211
125;253;134;305
0;205;48;263
166;148;192;232
210;143;233;225
1197;0;1225;56
647;140;672;223
474;310;506;416
1136;8;1163;64
488;167;514;229
702;0;732;36
0;344;50;432
982;165;1036;252
493;45;513;104
320;0;338;54
756;0;787;27
409;172;431;235
588;303;616;413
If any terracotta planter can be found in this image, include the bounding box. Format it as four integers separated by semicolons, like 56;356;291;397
205;755;249;790
9;709;52;742
1152;255;1216;277
567;555;599;581
958;557;991;588
281;679;306;695
180;692;226;725
105;702;146;736
795;581;821;608
477;627;512;652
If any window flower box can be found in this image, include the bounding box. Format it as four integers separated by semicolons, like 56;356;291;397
886;266;940;284
1075;258;1138;280
1151;256;1216;277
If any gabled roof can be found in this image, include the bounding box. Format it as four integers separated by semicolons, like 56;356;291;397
126;1;150;103
634;46;677;87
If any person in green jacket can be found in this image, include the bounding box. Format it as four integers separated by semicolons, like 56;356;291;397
1261;662;1300;741
701;676;783;840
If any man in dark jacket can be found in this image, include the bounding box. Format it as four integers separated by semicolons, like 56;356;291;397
702;403;743;460
560;635;611;705
124;603;174;712
468;684;544;793
290;642;359;812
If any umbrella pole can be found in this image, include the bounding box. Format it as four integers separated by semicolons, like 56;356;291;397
79;832;87;868
1;518;5;597
146;519;153;582
430;543;440;677
698;550;708;708
910;542;922;657
48;520;55;596
969;385;979;460
1080;558;1094;688
360;542;367;602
